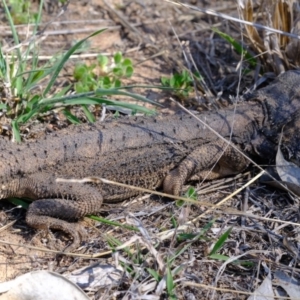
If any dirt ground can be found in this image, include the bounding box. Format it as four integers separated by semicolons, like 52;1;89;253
0;0;299;299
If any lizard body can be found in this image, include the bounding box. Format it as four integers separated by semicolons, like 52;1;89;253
1;70;300;249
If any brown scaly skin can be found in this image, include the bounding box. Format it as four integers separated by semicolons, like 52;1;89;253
1;70;300;251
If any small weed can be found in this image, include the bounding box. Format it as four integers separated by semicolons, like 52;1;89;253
176;186;198;207
0;2;156;140
166;266;177;299
161;70;200;98
208;226;233;260
6;0;38;24
208;227;254;267
176;219;215;244
213;28;256;70
73;52;134;93
147;268;161;282
89;215;138;232
0;25;107;140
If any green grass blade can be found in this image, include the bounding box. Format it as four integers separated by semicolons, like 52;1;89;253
171;216;177;228
16;108;39;123
209;254;231;261
105;234;123;248
209;226;233;256
2;0;22;65
0;45;7;77
34;0;44;35
213;28;256;67
81;104;95;123
85;97;156;114
95;88;159;106
166;267;176;299
43;29;106;96
198;218;216;236
39;95;156;115
8;198;29;209
170;220;215;264
62;109;81;124
147;268;161;281
11;120;21;142
105;234;132;256
89;215;138;231
208;254;254;266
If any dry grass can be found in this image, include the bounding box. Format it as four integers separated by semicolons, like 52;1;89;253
241;0;300;73
0;0;300;299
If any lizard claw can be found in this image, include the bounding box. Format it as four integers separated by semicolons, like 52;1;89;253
26;212;87;252
61;224;87;252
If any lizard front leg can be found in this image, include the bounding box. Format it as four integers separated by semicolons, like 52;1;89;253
163;141;249;196
3;173;103;251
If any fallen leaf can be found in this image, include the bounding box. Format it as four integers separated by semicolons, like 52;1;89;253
248;272;274;300
274;271;300;300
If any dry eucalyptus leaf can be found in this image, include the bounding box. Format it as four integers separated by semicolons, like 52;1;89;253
276;143;300;185
260;167;300;196
274;271;300;299
247;272;274;300
273;132;300;195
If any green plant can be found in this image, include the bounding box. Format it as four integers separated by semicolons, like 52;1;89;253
0;2;156;141
161;70;199;98
176;186;197;207
6;0;38;24
208;227;233;260
212;28;256;70
0;26;106;139
73;52;134;93
166;266;177;299
208;227;254;267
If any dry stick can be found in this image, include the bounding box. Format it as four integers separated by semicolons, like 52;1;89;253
3;171;297;259
241;173;251;227
0;238;111;258
6;46;141;61
195;170;264;219
183;282;293;299
0;220;16;233
3;2;69;52
57;176;300;229
163;25;262;216
0;19;112;29
56;177;216;207
102;0;143;44
199;172;251;192
13;26;120;37
0;17;178;36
